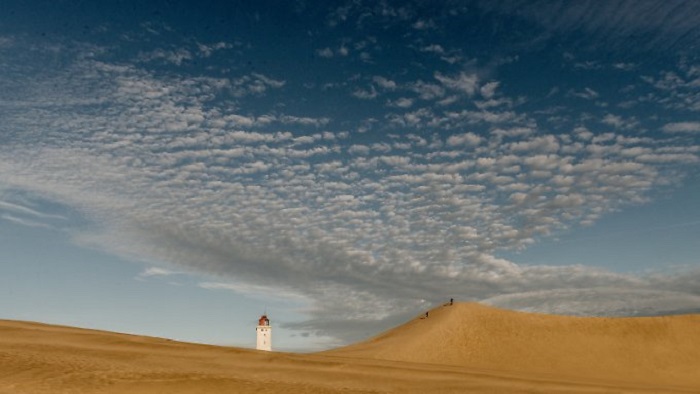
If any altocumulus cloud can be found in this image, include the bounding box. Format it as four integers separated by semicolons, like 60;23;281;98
1;24;700;344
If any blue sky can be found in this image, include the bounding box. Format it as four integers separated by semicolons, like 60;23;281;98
1;0;699;351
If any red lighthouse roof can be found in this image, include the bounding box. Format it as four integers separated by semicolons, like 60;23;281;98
258;315;270;326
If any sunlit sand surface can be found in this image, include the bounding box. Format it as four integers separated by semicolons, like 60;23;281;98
2;303;699;393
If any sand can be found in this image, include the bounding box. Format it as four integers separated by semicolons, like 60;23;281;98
1;303;699;393
328;303;700;388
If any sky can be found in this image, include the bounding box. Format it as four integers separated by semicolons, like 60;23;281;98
1;0;699;351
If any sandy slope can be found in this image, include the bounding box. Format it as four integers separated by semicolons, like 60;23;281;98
327;303;700;388
1;303;698;393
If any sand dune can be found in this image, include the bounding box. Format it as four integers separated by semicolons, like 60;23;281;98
327;303;700;388
1;303;699;393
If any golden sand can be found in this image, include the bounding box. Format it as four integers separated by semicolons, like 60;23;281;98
1;303;698;393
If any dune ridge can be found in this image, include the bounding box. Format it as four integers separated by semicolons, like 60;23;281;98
326;302;700;387
2;303;699;393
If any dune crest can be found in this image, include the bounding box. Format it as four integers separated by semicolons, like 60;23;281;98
326;302;700;387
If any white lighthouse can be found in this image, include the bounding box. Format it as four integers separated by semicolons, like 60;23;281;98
256;314;272;351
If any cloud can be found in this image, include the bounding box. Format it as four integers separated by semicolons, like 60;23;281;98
279;115;331;127
1;213;52;229
568;87;599;100
139;267;179;277
601;114;639;130
434;71;479;96
4;108;697;342
641;67;700;112
316;47;334;58
446;132;482;147
352;86;378;100
3;123;698;344
138;48;192;65
2;34;700;346
196;41;233;57
231;73;286;97
412;19;436;30
372;76;397;90
420;44;444;54
662;122;700;133
199;281;309;303
480;82;500;99
613;62;637;71
482;287;700;317
415;42;463;64
0;195;67;229
0;199;64;220
436;95;459;106
409;81;445;100
316;44;350;58
573;61;603;70
135;267;184;281
387;97;414;108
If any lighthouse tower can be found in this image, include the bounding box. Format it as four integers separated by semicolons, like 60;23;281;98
256;314;272;351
